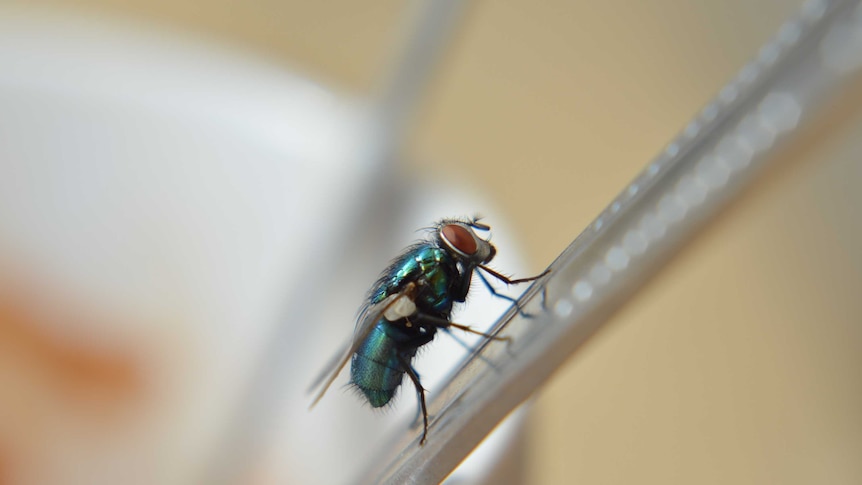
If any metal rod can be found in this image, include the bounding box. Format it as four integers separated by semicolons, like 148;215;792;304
358;0;862;482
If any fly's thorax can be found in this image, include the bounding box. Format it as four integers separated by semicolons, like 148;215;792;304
416;250;459;315
384;245;457;314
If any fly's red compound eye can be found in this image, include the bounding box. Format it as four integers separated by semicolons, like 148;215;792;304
441;224;477;255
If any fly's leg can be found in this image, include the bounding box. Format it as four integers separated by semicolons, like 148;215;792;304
476;266;551;318
440;326;505;372
479;265;550;286
475;270;527;316
412;313;512;347
397;353;429;446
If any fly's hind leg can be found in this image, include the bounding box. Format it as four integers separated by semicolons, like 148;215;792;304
397;353;429;446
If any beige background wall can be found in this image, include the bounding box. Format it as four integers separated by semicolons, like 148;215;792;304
6;1;862;483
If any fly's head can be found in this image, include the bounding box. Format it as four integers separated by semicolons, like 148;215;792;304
437;218;496;267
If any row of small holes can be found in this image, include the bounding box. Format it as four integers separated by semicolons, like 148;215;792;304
563;0;838;318
556;91;802;318
589;1;827;238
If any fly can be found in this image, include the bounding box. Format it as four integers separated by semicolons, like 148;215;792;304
309;217;548;445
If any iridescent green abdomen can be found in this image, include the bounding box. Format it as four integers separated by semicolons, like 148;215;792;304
351;322;423;407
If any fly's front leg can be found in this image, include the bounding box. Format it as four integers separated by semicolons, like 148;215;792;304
479;265;550;285
477;266;550;317
475;270;531;317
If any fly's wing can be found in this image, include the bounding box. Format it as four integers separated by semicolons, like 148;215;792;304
307;289;410;408
305;295;386;394
306;337;352;395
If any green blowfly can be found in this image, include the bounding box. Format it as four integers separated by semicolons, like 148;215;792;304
310;217;548;445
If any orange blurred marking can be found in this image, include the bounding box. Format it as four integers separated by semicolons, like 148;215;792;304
0;293;142;397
